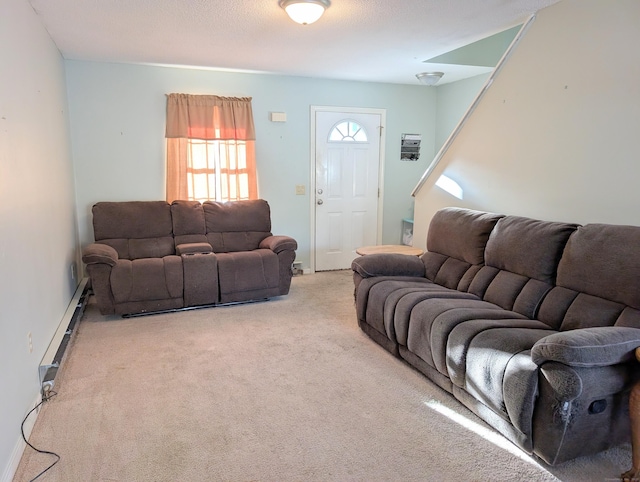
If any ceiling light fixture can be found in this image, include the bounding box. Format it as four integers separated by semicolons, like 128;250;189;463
416;72;444;86
279;0;331;25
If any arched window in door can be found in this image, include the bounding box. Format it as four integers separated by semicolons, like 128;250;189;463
328;120;368;142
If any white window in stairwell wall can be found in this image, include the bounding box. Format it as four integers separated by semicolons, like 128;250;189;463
435;174;464;200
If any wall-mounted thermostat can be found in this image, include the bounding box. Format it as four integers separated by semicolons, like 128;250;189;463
270;112;287;122
401;133;421;161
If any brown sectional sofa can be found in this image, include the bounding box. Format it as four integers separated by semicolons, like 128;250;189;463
82;199;297;316
352;207;640;465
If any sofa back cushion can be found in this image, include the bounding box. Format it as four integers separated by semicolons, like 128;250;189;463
423;207;504;290
171;200;208;246
92;201;174;259
538;224;640;330
468;216;578;318
485;216;578;284
203;199;272;252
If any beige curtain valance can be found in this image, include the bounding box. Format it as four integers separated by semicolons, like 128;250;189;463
165;93;256;140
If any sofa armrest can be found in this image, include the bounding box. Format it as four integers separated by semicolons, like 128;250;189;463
259;235;297;254
532;326;640;368
351;253;425;279
176;242;213;255
539;362;583;402
82;243;118;267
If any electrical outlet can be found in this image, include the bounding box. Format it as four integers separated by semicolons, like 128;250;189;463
295;185;305;195
28;332;33;353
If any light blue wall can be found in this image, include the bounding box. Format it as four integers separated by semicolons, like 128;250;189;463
66;61;436;268
0;0;78;478
435;73;490;151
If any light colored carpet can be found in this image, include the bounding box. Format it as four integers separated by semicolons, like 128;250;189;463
14;270;630;481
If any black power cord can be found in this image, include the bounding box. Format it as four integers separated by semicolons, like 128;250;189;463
20;390;60;481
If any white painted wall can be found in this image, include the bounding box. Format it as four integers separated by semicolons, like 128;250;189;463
413;0;640;249
65;61;436;268
0;0;79;479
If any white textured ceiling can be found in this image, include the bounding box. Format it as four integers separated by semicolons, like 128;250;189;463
28;0;562;85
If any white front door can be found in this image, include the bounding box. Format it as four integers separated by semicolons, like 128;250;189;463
313;109;383;271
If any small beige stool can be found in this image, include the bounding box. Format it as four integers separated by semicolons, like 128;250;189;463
356;244;424;256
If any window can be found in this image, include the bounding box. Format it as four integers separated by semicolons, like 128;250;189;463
165;94;258;203
187;139;251;202
329;120;368;142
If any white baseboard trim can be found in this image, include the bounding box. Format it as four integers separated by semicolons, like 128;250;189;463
1;393;42;482
40;277;89;374
2;278;88;482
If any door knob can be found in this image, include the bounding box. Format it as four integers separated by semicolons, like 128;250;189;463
317;199;324;205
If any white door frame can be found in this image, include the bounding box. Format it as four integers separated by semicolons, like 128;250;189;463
309;105;386;273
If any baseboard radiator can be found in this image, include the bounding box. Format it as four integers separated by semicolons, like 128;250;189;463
39;278;89;396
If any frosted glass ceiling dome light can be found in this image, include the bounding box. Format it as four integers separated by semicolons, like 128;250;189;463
416;72;444;86
279;0;331;25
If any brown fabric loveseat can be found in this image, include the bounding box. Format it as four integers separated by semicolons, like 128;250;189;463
352;207;640;465
82;199;297;316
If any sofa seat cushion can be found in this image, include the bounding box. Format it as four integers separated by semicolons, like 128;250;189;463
446;320;553;387
110;256;183;303
404;298;523;372
363;279;478;344
387;289;480;346
354;276;433;326
217;249;280;302
450;325;554;438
